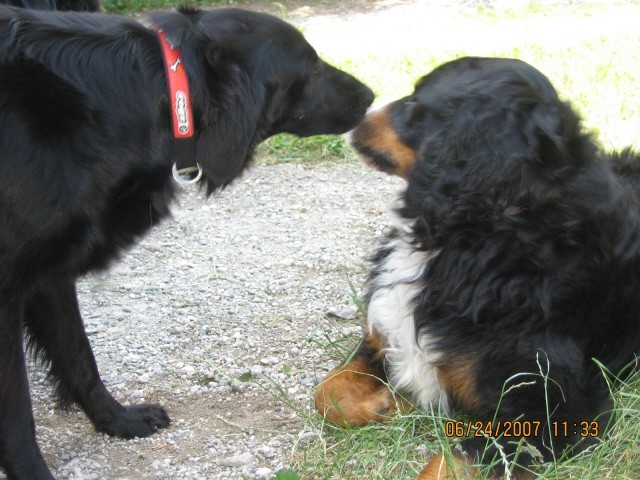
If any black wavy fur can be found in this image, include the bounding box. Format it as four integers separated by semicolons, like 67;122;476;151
376;57;640;472
0;0;99;11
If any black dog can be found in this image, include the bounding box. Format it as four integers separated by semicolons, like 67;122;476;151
1;0;99;11
0;5;373;479
317;57;640;478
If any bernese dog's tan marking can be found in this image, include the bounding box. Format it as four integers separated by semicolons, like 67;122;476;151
314;357;395;427
350;107;416;178
436;358;481;412
417;452;535;480
416;453;477;480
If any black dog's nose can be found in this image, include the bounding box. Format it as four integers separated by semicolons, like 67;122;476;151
360;85;375;110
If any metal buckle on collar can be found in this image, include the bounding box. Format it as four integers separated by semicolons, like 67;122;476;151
172;162;203;186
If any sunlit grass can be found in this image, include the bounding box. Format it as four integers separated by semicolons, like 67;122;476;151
279;0;640;164
101;0;640;163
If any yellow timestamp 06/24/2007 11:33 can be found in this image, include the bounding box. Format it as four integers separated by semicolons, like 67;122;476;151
444;420;600;438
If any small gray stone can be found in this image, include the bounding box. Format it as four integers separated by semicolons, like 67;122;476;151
325;306;358;320
220;452;255;467
255;467;273;478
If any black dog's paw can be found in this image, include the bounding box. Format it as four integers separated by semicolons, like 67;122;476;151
94;404;170;438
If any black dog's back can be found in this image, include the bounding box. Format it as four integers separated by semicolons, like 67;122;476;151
0;0;98;10
0;5;173;285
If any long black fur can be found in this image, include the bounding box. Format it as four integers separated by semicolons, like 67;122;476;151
374;57;640;472
0;6;373;479
0;0;99;11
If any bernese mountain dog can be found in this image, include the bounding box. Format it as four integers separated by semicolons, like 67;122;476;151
316;56;640;479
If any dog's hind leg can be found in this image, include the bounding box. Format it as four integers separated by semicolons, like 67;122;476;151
0;299;54;480
23;275;170;439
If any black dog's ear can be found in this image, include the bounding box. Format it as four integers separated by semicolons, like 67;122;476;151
194;29;224;68
202;44;223;67
193;12;252;69
192;34;264;193
194;63;263;194
146;10;264;192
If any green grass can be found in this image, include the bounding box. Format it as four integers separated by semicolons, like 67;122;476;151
256;133;354;166
286;334;640;480
102;0;249;14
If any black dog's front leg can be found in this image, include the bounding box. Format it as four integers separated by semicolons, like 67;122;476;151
0;300;54;480
23;274;170;438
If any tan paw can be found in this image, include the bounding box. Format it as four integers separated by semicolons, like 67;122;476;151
315;359;400;427
415;453;476;480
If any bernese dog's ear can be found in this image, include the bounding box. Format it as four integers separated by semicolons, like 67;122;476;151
527;100;577;166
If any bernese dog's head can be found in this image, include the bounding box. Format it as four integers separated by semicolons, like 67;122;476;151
352;56;583;178
351;57;609;247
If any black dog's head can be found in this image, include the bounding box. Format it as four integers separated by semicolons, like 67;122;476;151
191;8;375;137
149;8;374;190
351;57;601;238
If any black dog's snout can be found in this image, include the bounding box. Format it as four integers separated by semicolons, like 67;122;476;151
359;85;375;110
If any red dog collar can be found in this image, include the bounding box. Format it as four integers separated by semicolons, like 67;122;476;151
154;27;194;139
153;26;201;185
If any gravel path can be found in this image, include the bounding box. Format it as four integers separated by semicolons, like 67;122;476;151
20;163;404;480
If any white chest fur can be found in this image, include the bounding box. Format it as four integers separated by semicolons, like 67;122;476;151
366;218;447;411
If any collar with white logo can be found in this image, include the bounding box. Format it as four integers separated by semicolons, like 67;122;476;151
153;26;202;185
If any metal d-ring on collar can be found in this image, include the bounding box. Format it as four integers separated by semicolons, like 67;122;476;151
172;163;203;185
